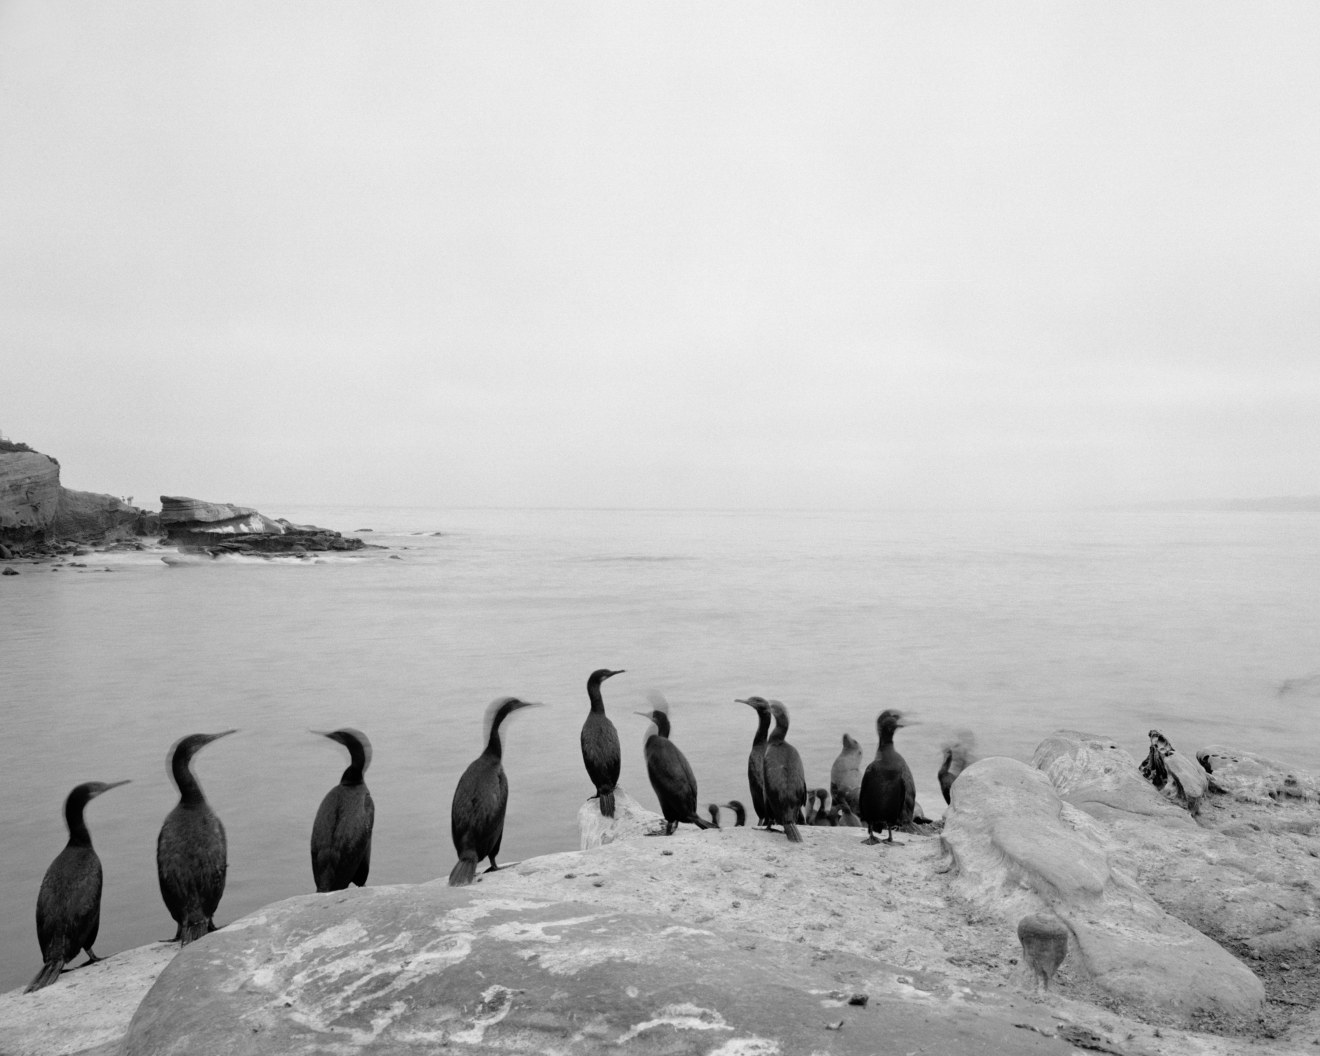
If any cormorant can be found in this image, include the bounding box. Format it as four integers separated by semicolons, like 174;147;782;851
706;800;747;827
580;668;624;818
449;697;541;886
858;710;915;845
830;733;863;815
27;780;130;992
763;700;807;843
938;730;976;804
310;728;375;892
808;788;836;826
635;703;716;835
157;730;236;944
735;696;772;827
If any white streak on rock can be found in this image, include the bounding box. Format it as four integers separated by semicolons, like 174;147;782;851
617;1003;732;1044
449;984;515;1044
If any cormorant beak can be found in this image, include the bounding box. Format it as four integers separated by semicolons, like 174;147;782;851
633;710;654;720
94;779;132;796
608;669;626;678
734;698;749;704
205;728;239;744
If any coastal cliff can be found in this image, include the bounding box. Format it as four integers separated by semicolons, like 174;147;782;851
1;733;1315;1055
0;442;155;552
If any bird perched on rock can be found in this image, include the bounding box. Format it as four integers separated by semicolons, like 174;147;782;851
735;696;773;827
763;700;807;843
157;730;236;943
636;697;716;835
938;730;976;804
310;728;375;892
858;710;915;845
830;733;863;815
580;668;624;818
449;697;542;885
27;780;130;991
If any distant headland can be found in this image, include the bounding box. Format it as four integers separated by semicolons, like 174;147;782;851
0;439;362;562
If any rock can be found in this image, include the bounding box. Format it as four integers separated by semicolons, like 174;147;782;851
1032;730;1196;827
123;869;1074;1056
0;942;177;1056
2;566;18;575
942;756;1264;1024
578;788;663;849
1197;745;1320;805
1;446;155;549
1017;913;1068;989
158;496;364;555
1140;729;1210;813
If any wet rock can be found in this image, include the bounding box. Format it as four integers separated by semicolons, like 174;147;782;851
159;496;364;554
942;756;1264;1023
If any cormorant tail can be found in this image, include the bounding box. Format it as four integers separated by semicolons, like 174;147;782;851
449;855;478;887
26;956;64;993
783;820;803;843
599;790;616;818
180;917;210;945
688;813;716;830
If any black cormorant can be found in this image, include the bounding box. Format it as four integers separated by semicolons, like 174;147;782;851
735;696;772;827
763;700;807;842
830;733;863;815
635;704;716;835
858;710;915;844
449;697;541;886
580;668;624;817
706;800;747;827
27;779;130;992
156;730;236;944
938;731;976;804
310;728;375;892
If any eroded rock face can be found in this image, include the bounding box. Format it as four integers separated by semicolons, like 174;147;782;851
122;883;1071;1056
1032;730;1196;827
578;788;664;849
1;450;154;548
158;496;364;554
942;756;1264;1024
1197;745;1320;806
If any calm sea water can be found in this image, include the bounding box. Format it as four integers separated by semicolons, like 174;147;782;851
3;505;1318;994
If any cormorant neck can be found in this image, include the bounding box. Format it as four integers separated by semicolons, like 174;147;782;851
172;751;207;806
483;711;508;760
340;738;368;785
340;763;366;786
879;725;896;749
769;716;788;744
752;709;771;745
64;792;92;847
587;677;607;713
652;713;670;739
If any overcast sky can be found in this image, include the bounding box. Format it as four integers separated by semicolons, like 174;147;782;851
2;3;1317;510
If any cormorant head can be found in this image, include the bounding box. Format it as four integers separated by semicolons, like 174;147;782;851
314;728;373;772
588;668;625;688
67;779;130;811
169;729;238;768
877;710;907;736
768;699;790;731
735;695;772;715
483;696;543;747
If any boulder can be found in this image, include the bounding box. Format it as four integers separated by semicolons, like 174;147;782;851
0;451;62;541
1032;730;1196;827
942;756;1264;1024
122;875;1075;1056
1197;745;1320;805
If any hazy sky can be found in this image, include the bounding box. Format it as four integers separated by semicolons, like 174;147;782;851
2;3;1317;510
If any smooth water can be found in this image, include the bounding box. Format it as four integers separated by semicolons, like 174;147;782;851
3;506;1318;994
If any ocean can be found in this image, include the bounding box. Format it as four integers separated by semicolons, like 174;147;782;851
2;505;1318;995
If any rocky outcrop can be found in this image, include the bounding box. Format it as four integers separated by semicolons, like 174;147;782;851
942;756;1265;1024
0;447;155;551
159;496;364;555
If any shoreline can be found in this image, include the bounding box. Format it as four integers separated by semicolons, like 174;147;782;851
3;737;1316;1055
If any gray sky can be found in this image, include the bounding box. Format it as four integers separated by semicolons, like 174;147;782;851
2;3;1317;510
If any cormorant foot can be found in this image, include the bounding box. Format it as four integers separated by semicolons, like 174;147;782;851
80;951;101;966
861;836;881;845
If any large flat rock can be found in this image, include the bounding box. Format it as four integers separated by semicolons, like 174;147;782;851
123;881;1077;1056
1033;730;1197;826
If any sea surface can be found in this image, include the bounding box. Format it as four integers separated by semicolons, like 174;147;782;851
3;505;1319;994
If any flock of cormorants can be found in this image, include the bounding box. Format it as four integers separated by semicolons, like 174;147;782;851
27;667;973;994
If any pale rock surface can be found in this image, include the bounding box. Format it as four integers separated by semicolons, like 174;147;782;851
1033;729;1198;826
0;942;177;1056
942;756;1265;1023
0;451;61;534
1197;745;1320;805
577;787;666;848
